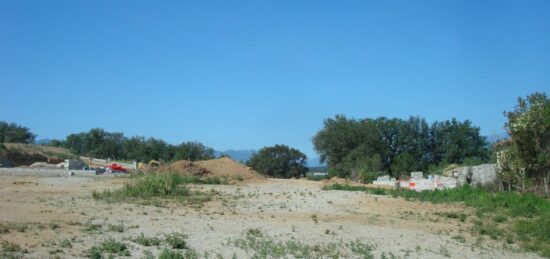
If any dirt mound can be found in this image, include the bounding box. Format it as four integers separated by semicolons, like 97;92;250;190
0;143;75;167
158;160;211;177
29;162;57;168
159;157;262;179
194;157;263;179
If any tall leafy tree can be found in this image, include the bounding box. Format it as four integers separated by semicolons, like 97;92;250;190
0;121;36;143
313;115;488;178
506;92;550;180
248;144;308;178
174;141;215;161
429;119;488;165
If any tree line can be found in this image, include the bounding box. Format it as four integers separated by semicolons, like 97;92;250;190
2;91;547;185
312;116;489;180
48;128;215;162
0;121;36;144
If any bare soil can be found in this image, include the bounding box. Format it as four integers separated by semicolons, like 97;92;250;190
0;173;541;258
160;157;263;179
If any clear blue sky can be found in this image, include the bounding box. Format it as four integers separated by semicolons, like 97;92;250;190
1;1;549;158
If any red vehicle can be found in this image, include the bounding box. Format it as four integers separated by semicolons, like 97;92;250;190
106;163;128;173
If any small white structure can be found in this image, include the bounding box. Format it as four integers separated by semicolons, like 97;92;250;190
400;175;457;192
410;171;423;179
372;175;397;187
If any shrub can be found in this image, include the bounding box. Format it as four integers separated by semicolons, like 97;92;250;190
92;173;218;205
60;239;72;248
107;222;124;233
159;249;185;259
1;241;22;253
132;233;161;247
165;233;188;249
86;238;130;258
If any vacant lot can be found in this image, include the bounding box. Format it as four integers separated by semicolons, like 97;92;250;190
0;173;542;258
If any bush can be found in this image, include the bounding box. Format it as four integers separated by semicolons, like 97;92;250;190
357;171;382;184
248;145;308;178
165;233;188;249
158;249;199;259
107;222;124;232
158;249;185;259
86;238;130;258
322;183;369;192
132;233;161;247
92;173;219;204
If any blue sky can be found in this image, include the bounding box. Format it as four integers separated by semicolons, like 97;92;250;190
1;0;549;158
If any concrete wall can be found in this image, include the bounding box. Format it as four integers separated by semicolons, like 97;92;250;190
67;160;87;170
446;164;497;186
0;168;99;177
471;164;497;186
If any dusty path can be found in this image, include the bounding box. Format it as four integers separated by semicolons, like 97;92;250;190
0;174;541;258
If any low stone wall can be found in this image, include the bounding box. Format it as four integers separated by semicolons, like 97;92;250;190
0;168;101;177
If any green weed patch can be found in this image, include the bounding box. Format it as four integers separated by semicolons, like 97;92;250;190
323;183;550;256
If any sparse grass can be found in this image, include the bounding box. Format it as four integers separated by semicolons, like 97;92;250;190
322;183;369;192
92;173;219;205
60;239;72;248
2;241;23;253
493;215;508;223
452;235;466;243
86;238;130;258
323;184;550;257
434;211;467;222
349;240;375;259
515;214;550;256
107;222;125;233
231;228;374;258
165;233;188;249
438;245;451;257
49;223;60;230
0;224;10;234
158;249;199;259
81;223;102;233
311;214;318;224
132;233;162;247
14;224;27;233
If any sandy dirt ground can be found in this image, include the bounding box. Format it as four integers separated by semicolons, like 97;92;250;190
0;174;542;258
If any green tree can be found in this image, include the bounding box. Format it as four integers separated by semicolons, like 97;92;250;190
429;119;488;165
313;115;381;176
0;121;36;143
173;141;215;161
505;92;550;185
390;152;415;177
248;144;308;178
313;115;488;179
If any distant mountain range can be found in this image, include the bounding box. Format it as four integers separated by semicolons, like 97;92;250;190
214;149;256;163
35;138;53;145
214;149;324;167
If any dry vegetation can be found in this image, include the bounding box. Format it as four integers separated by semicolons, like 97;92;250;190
0;172;544;258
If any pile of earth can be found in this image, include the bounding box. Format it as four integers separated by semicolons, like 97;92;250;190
0;143;75;167
158;157;263;179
